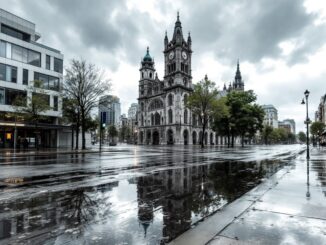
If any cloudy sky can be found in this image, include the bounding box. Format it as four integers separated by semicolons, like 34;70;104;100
2;0;326;132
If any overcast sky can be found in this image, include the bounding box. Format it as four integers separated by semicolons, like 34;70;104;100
2;0;326;132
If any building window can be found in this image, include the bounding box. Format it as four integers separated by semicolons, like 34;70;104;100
23;69;28;85
168;109;173;124
34;72;59;91
184;109;188;124
0;88;4;104
1;24;30;41
168;94;173;106
53;96;58;111
4;87;27;105
0;63;17;83
10;43;41;67
0;41;5;57
46;55;51;70
54;58;63;73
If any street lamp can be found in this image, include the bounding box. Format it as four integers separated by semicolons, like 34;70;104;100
301;89;310;160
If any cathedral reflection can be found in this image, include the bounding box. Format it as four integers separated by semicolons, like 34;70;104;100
136;157;284;243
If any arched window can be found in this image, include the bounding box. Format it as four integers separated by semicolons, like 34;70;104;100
184;94;188;106
151;113;154;126
149;72;152;78
141;102;144;111
168;94;173;106
155;112;160;125
168;109;173;124
192;114;196;126
184;109;188;124
141;72;144;78
141;115;144;126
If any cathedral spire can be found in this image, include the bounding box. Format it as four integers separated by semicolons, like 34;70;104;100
172;12;184;44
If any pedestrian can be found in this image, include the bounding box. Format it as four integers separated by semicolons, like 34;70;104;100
23;138;28;150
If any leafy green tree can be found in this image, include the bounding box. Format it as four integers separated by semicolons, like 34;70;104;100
119;125;130;142
64;59;111;149
225;90;264;147
298;131;306;143
310;121;325;146
13;80;51;150
186;76;218;148
212;97;231;147
261;125;273;144
108;125;118;143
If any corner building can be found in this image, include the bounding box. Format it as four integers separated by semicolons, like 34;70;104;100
0;9;65;148
137;14;216;145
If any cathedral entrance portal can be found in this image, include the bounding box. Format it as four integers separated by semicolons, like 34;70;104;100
183;130;189;145
146;131;151;145
153;131;160;145
192;131;197;145
167;129;174;145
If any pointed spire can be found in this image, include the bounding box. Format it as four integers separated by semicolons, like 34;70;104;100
187;31;192;44
172;11;183;43
235;59;242;82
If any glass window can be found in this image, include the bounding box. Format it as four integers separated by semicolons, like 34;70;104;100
11;66;17;83
34;72;59;91
0;64;5;81
54;58;63;73
0;88;4;104
0;41;5;57
28;50;41;67
23;69;28;85
12;44;23;62
6;42;11;59
1;24;30;41
49;76;59;91
46;55;50;70
53;96;58;111
5;88;27;105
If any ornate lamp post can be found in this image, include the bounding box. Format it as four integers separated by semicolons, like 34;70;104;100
301;89;310;160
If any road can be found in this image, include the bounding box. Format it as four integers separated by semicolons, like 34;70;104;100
0;144;304;245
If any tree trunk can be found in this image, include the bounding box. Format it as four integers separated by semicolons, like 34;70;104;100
201;123;205;149
71;126;74;150
35;122;39;151
227;132;230;148
75;123;79;150
241;134;244;147
81;110;86;150
231;130;234;148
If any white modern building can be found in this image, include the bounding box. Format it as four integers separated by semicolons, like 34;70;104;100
0;9;67;148
262;105;278;128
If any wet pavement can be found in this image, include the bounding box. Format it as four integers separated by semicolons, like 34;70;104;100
171;147;326;245
0;145;308;244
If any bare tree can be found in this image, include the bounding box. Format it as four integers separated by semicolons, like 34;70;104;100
64;59;111;149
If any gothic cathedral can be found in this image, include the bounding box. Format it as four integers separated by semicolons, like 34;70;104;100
137;13;217;145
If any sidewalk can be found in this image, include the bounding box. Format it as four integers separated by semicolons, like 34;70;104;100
169;148;326;245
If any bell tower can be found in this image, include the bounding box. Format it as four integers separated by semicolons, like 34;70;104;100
163;12;192;90
139;47;156;98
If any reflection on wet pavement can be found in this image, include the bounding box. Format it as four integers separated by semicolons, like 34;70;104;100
0;145;305;244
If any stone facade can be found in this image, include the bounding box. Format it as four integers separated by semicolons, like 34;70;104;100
137;14;217;145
